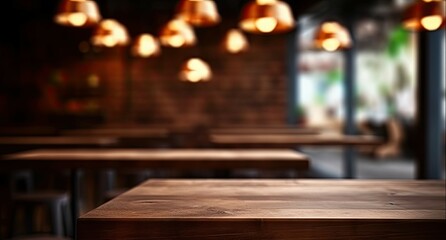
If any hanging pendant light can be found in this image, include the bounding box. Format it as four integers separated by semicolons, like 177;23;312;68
179;58;212;83
54;0;101;27
239;0;296;34
402;0;445;31
223;29;249;54
176;0;221;27
314;21;352;52
132;34;161;58
91;19;130;47
159;18;197;48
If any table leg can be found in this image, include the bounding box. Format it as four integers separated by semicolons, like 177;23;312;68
70;169;80;239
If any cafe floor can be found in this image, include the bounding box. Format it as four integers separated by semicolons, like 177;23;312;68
303;147;446;179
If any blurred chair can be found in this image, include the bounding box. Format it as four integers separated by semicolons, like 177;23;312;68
358;118;403;159
9;192;71;238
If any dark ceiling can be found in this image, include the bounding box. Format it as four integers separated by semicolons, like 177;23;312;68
0;0;409;62
4;0;407;31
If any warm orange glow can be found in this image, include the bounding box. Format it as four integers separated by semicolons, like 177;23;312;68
322;38;341;52
256;0;277;5
67;12;87;26
239;0;295;34
160;18;196;48
421;15;443;30
91;19;130;47
176;0;221;27
322;22;342;33
87;74;100;88
54;0;101;27
224;29;249;54
132;34;161;58
314;21;351;51
402;0;445;31
180;58;212;82
255;17;278;33
168;35;186;48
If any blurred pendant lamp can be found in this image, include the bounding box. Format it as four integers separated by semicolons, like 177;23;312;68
239;0;296;34
179;58;212;83
314;21;352;52
402;0;445;31
223;29;249;54
159;18;197;48
176;0;221;27
54;0;101;27
91;19;130;47
132;34;161;58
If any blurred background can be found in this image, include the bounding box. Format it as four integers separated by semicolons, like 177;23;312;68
0;0;444;179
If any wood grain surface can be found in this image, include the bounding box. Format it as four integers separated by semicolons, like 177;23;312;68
0;136;118;146
210;128;319;135
62;128;169;138
211;133;383;147
2;149;309;170
78;179;445;240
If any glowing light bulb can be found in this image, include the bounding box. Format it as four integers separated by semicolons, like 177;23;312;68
256;0;277;5
322;38;340;52
421;15;443;30
102;35;117;47
225;29;249;53
168;35;186;48
134;34;160;57
186;71;202;82
181;58;212;82
68;12;87;26
255;17;278;33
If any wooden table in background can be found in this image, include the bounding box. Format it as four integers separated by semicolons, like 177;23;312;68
61;128;170;148
0;136;118;148
4;149;309;238
210;133;382;148
78;179;445;240
61;128;169;138
211;133;383;179
210;128;319;135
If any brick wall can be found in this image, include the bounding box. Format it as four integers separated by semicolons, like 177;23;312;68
62;28;291;128
1;19;291;128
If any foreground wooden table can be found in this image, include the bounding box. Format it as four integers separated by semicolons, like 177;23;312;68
4;149;309;238
78;179;445;240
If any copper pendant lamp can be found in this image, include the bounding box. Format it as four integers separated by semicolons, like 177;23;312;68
239;0;296;34
132;34;161;58
314;21;352;52
179;58;212;83
159;18;197;48
176;0;221;27
402;0;445;31
223;29;249;54
91;19;130;47
54;0;101;27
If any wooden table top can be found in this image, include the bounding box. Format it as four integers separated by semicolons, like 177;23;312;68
3;149;309;170
210;128;319;135
62;128;169;138
0;136;118;146
211;133;383;147
78;179;445;240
